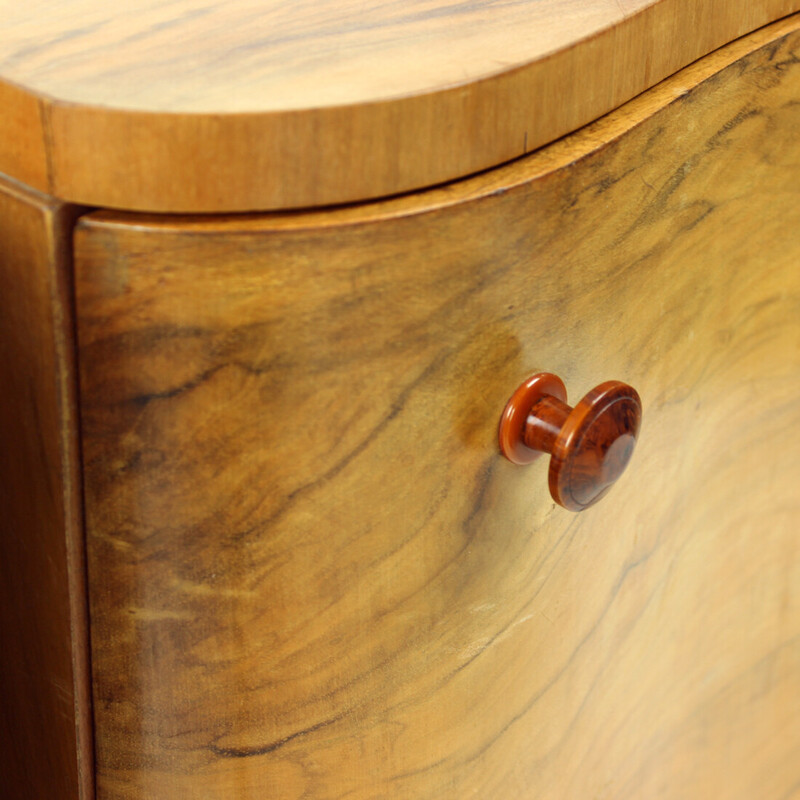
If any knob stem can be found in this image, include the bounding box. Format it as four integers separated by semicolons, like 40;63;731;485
524;396;571;452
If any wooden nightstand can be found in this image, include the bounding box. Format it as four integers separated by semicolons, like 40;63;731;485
2;3;799;798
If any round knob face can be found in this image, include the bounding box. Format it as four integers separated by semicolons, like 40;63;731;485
550;381;642;511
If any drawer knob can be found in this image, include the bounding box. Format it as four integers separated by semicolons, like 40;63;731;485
499;373;642;511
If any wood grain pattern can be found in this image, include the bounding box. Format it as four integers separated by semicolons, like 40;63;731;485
75;16;800;800
1;0;799;212
0;176;92;799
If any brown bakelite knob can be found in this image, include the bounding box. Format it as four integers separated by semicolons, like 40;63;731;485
499;373;642;511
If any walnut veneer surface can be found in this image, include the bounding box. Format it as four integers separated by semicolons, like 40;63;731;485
0;0;799;211
68;17;800;799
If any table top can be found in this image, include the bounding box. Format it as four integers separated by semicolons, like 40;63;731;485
2;0;798;212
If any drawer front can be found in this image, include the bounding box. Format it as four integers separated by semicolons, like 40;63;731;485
74;21;800;800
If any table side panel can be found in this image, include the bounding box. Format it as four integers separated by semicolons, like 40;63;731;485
0;178;92;799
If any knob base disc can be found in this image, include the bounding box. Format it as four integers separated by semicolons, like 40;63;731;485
499;372;567;464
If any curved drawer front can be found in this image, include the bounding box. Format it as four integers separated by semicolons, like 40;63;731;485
74;19;800;800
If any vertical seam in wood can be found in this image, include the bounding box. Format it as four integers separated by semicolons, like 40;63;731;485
49;202;96;800
39;98;56;196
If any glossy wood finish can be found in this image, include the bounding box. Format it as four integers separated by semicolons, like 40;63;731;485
74;17;800;799
0;175;92;799
1;0;799;211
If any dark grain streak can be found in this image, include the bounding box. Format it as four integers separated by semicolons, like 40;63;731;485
208;710;349;758
391;536;660;784
462;544;657;757
779;777;800;800
233;345;458;548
